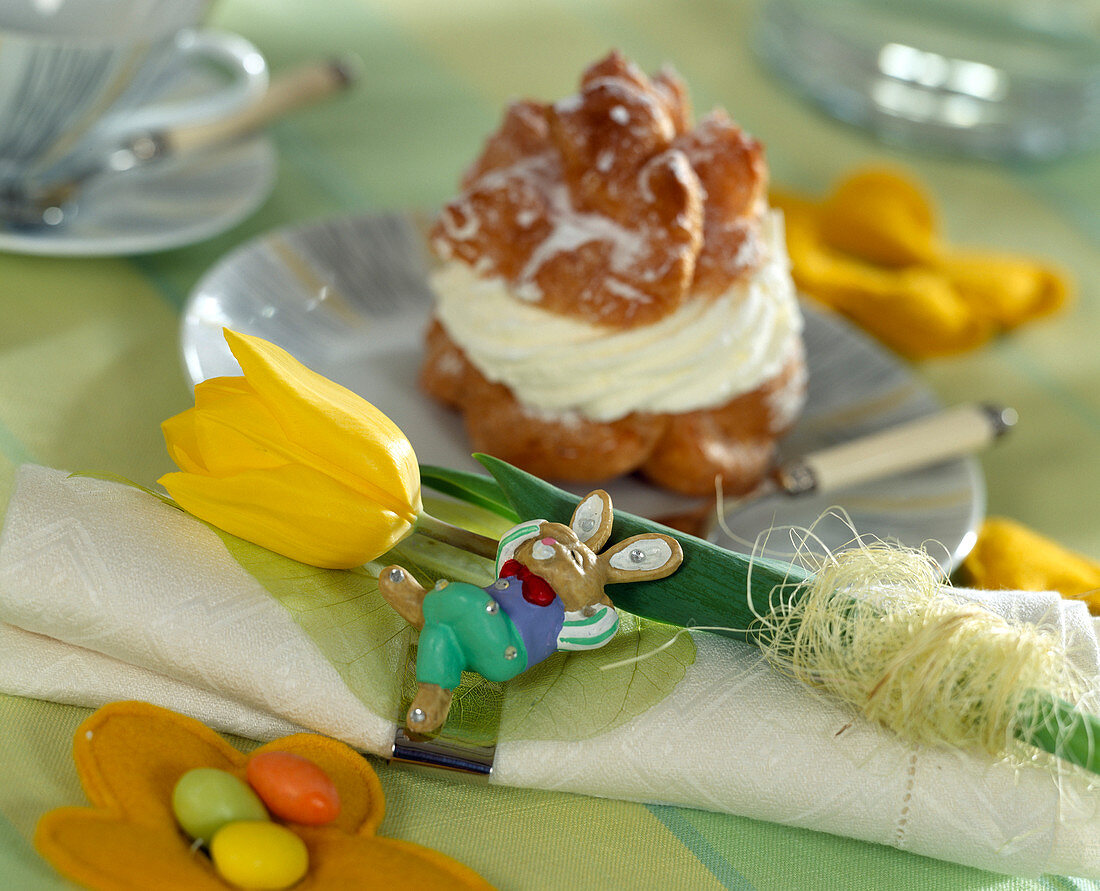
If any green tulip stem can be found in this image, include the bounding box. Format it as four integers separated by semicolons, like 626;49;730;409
413;511;499;560
1018;689;1100;776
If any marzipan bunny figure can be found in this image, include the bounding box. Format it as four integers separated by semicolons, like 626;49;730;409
379;489;683;734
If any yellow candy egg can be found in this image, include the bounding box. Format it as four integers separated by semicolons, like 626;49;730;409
209;821;308;890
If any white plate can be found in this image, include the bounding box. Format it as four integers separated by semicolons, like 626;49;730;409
182;212;984;570
0;135;275;257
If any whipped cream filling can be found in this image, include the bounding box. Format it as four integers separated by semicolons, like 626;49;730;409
430;210;803;422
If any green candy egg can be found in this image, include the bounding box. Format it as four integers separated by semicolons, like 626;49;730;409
172;768;269;843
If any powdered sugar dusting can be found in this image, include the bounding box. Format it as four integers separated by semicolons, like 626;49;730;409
604;277;650;302
439;205;480;240
553;93;582;114
432;236;454;259
436;350;466;377
583;76;676;141
515;281;543;302
639;148;694;205
517;179;646;290
429;51;765;327
520;403;584;427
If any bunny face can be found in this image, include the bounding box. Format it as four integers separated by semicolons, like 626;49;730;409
512;522;605;612
509;490;683;613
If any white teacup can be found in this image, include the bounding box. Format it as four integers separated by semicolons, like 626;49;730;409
0;0;268;194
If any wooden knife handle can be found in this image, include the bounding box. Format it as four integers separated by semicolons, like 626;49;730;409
162;57;358;156
774;403;1017;496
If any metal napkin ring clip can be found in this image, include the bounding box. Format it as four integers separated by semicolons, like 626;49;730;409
388;643;497;776
390;728;496;776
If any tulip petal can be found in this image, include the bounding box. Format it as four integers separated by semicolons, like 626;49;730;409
189;379;289;476
223;330;421;522
193;375;255;405
161;410;207;475
190;376;411;489
160;464;414;568
162;377;270;476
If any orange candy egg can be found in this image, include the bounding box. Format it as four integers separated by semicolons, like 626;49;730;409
246;752;340;825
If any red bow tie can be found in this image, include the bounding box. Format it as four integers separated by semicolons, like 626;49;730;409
499;559;557;607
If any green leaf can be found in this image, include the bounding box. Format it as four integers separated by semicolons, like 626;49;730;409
398;645;504;749
475;454;813;643
498;613;695;741
200;473;700;745
420;463;519;522
385;525;696;742
422;458;1100;771
210;528;411;722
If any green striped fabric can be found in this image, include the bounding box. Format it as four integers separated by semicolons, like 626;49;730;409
1;0;1098;888
494;519;544;572
558;603;620;649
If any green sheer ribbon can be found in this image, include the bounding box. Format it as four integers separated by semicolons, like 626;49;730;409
212;485;695;745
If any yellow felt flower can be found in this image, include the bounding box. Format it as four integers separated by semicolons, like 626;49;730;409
160;329;422;569
772;168;1070;358
962;517;1100;614
35;701;494;891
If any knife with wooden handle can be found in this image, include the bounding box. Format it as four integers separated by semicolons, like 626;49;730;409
658;403;1016;537
772;403;1017;497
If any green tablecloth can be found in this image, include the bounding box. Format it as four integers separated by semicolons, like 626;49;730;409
2;1;1098;888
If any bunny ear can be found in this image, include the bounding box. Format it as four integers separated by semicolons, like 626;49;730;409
570;490;613;551
602;533;683;584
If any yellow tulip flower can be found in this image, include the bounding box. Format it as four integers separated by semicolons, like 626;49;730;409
160;329;423;569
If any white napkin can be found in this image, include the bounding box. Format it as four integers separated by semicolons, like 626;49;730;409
0;465;394;753
2;465;1099;878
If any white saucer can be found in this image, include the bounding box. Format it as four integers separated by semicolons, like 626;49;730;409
181;212;984;570
0;135;276;258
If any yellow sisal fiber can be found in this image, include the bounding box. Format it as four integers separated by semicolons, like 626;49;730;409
754;542;1082;758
